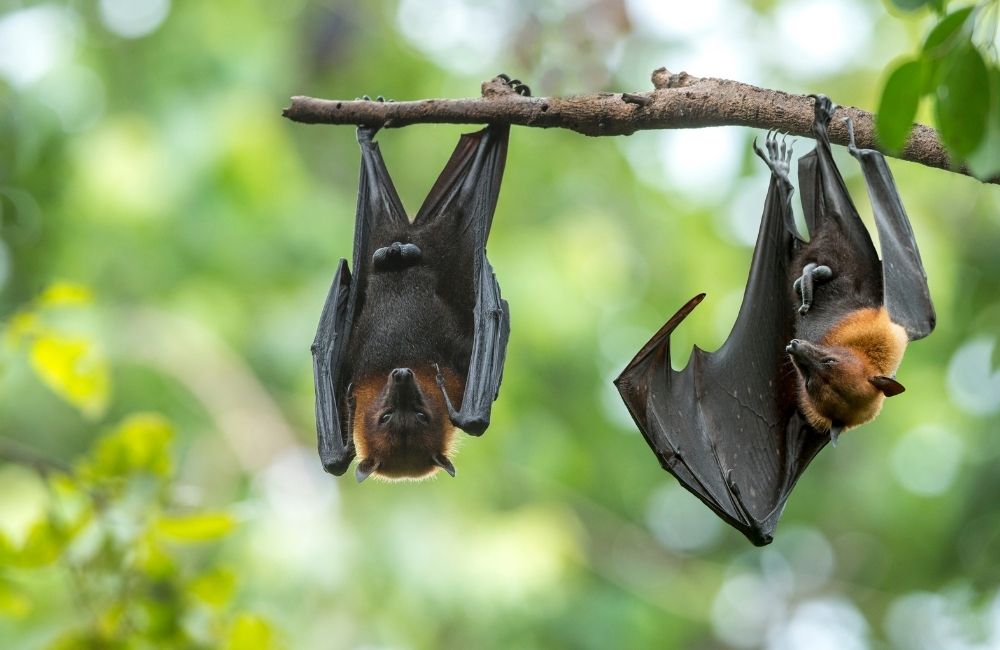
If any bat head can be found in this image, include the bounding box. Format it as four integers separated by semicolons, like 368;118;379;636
786;338;905;433
350;367;459;482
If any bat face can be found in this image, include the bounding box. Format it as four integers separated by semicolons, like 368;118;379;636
786;338;903;432
787;339;882;430
351;367;458;482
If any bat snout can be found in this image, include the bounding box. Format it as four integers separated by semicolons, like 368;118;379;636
391;368;414;383
385;368;425;412
786;339;823;370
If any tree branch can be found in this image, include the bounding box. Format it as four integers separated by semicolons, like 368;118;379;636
0;438;71;475
283;68;996;185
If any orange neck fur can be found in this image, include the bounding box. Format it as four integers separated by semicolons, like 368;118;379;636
796;307;908;433
351;365;464;481
822;307;907;376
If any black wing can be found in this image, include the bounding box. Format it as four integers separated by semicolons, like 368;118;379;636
312;126;410;476
615;134;823;546
846;127;936;341
312;259;353;475
797;96;882;305
413;125;512;435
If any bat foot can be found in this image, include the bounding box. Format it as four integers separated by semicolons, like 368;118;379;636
809;94;836;133
372;241;422;271
355;95;391;137
794;264;832;314
752;130;793;186
497;73;531;96
843;117;860;156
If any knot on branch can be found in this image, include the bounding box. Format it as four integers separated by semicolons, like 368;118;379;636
652;68;698;90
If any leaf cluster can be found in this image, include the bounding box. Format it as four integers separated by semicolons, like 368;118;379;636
880;0;1000;178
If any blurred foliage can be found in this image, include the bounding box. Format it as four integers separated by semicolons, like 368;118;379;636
0;0;999;649
4;281;108;418
880;0;1000;177
0;410;278;649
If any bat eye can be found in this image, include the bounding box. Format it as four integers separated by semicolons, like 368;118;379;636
415;411;429;423
822;357;838;366
379;412;393;425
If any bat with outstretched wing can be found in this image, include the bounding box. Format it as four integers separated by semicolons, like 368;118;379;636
615;95;935;545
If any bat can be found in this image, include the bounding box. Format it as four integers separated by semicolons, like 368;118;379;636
311;88;521;482
614;95;935;545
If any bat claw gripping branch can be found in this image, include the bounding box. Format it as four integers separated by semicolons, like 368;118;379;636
495;73;531;96
808;94;837;138
354;94;390;134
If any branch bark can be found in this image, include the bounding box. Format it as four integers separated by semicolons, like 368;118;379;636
283;69;996;185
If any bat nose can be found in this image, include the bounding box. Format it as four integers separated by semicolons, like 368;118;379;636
392;368;413;383
786;339;800;353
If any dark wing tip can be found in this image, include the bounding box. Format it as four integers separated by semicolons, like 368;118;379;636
322;456;353;476
745;526;775;547
616;293;706;383
456;416;489;436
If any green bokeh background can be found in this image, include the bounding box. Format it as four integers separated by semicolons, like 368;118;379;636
1;0;1000;648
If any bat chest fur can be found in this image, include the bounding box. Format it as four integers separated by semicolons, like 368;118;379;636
348;268;470;378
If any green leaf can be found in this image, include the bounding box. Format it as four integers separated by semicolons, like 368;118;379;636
890;0;929;11
966;66;1000;179
4;312;40;347
923;7;974;58
36;282;93;308
934;44;991;157
156;512;236;542
84;413;174;481
189;568;236;607
29;333;109;419
10;520;64;567
878;59;925;152
0;580;31;618
226;613;278;650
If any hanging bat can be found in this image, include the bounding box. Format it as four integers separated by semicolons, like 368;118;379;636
614;95;935;545
311;84;524;482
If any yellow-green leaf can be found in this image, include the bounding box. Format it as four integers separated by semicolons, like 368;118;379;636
4;312;40;347
29;334;109;419
135;535;177;578
85;413;174;480
10;520;63;568
156;512;236;542
226;613;278;650
189;568;236;607
37;282;93;308
0;581;31;618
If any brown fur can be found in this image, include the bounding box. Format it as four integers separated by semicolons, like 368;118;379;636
352;366;465;481
794;307;907;432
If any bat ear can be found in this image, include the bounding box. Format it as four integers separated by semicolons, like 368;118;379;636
870;375;906;397
829;424;844;447
432;454;456;478
355;458;380;483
